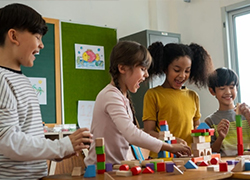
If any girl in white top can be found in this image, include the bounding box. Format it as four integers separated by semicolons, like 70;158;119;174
84;41;191;166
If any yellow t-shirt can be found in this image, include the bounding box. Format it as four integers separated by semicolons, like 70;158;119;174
142;86;201;158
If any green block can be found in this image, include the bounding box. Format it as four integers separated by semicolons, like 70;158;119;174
191;132;201;137
236;115;242;127
201;132;209;136
97;162;105;170
150;161;157;171
95;146;105;154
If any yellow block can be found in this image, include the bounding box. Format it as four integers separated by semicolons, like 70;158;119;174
205;136;211;142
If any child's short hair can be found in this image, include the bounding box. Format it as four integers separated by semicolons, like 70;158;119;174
208;67;239;92
0;3;48;46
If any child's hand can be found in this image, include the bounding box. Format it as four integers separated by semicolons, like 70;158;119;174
169;144;191;156
217;119;230;139
68;128;93;153
239;103;250;122
176;137;187;145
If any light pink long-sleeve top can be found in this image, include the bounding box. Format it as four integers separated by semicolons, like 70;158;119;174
84;84;163;166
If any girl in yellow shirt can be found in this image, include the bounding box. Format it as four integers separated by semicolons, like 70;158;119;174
143;42;214;158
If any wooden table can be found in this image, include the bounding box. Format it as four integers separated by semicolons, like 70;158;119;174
42;167;233;180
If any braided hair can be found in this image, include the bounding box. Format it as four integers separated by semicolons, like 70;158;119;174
109;40;152;128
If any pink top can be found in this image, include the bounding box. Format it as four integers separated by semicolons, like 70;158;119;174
84;84;163;166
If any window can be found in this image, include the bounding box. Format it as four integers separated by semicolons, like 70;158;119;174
222;2;250;104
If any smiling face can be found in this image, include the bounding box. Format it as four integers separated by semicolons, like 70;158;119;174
15;30;44;68
209;82;237;110
119;65;149;95
163;56;191;89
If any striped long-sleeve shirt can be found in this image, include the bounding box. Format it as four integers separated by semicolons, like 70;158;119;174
0;67;73;180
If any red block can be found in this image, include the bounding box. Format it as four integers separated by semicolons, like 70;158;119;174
191;129;206;133
237;127;243;144
238;143;244;155
97;169;105;174
157;162;165;172
219;162;228;172
210;157;219;165
130;166;141;175
159;121;168;125
119;164;129;171
171;139;177;144
142;166;154;174
97;154;105;162
199;161;208;166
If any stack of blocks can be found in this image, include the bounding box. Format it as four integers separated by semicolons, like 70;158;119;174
158;120;177;158
95;137;106;174
191;122;214;161
236;104;243;155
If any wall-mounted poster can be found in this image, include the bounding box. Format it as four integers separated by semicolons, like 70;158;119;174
75;43;105;70
28;77;47;105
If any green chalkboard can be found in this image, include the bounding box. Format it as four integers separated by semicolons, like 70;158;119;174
61;22;117;124
21;18;61;126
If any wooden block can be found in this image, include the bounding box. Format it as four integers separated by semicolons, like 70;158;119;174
192;149;204;157
219;162;228;172
205;136;211;142
236;103;241;115
130;166;141;175
116;170;132;177
204;148;212;156
207;165;219;172
95;137;104;147
231;159;245;172
141;159;163;167
174;160;185;166
71;167;83;176
104;172;115;180
177;165;186;171
173;165;183;175
121;160;141;168
210;157;219;165
211;153;221;160
142;166;154;173
119;164;129;171
191;156;204;164
113;165;121;169
191;142;210;150
193;136;205;143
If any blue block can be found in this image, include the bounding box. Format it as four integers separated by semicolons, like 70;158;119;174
158;151;166;158
226;160;234;165
165;140;171;144
197;122;210;129
146;163;155;171
165;162;174;172
160;125;169;131
84;164;96;178
245;162;250;171
184;160;198;169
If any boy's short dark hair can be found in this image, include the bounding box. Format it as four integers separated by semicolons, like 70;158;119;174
208;67;239;92
0;3;48;46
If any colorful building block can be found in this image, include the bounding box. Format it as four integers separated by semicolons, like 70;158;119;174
184;160;198;169
142;166;154;174
130;166;141;175
219;162;228;172
84;165;96;178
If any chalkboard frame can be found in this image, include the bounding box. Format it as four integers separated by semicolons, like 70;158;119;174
43;17;62;127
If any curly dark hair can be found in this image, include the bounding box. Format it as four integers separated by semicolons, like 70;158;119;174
148;42;214;88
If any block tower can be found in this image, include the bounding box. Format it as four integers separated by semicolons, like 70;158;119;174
95;137;106;174
158;120;177;158
191;122;214;161
236;103;243;155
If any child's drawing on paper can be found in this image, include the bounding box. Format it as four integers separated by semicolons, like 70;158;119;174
75;43;105;70
28;77;47;105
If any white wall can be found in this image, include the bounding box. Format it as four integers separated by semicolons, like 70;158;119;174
0;0;245;121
